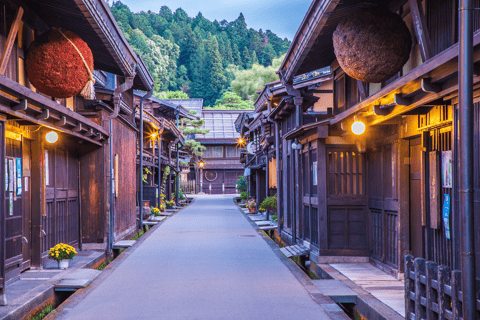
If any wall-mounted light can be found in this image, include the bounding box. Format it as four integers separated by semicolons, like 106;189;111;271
238;137;245;144
45;131;58;143
351;120;366;135
291;142;302;150
151;132;157;139
198;160;205;168
351;117;366;135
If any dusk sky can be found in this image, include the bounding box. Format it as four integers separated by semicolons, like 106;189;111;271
116;0;312;41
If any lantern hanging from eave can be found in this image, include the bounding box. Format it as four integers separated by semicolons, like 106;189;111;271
333;6;412;83
26;28;95;100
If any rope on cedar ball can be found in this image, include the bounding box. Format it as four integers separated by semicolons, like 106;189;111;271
332;6;412;83
26;28;95;99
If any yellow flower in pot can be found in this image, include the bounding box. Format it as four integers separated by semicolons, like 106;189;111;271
48;243;77;269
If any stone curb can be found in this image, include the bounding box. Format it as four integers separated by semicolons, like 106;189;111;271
45;199;194;320
0;252;104;320
233;200;351;320
316;264;405;320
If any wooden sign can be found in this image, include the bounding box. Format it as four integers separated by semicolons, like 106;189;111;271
429;151;441;229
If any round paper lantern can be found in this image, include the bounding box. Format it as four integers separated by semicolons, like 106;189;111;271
333;6;412;83
26;28;94;99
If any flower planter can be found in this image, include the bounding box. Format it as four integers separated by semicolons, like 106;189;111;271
248;208;255;213
166;205;173;209
58;259;70;269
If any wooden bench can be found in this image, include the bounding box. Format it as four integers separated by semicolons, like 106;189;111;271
112;240;136;258
280;244;310;258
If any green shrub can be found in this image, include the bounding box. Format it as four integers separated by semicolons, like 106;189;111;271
260;194;277;213
236;176;247;192
240;191;248;201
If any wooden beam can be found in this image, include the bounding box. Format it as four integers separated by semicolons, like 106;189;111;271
55;116;66;126
12;99;27;111
94;133;103;141
357;80;368;100
0;7;23;75
394;94;412;106
373;105;394;116
408;0;432;61
421;78;441;93
35;109;49;120
86;128;95;137
73;123;83;132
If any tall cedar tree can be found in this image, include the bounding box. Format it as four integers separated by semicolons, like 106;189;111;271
203;35;226;106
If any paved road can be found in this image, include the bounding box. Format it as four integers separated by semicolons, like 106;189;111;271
57;195;334;319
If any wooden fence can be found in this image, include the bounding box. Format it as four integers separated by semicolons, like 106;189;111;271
181;180;196;194
405;254;480;319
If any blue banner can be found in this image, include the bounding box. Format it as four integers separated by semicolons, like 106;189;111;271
443;194;451;239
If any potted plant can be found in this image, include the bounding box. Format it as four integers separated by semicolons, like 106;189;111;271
165;199;175;209
150;207;161;216
259;194;277;219
247;199;256;213
48;243;77;269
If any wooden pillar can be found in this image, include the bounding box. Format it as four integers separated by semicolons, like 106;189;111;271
30;136;45;269
265;154;270;220
167;143;172;201
158;136;162;207
398;138;410;273
255;169;260;212
0;120;5;305
317;139;328;251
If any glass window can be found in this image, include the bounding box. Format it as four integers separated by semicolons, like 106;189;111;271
212;146;223;157
203;147;213;158
226;146;238;157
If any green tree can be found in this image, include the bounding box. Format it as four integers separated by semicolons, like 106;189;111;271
203;35;226;106
242;46;252;69
231;54;285;101
205;92;253;110
154;91;190;99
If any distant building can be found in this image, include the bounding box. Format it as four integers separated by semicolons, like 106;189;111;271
195;109;245;194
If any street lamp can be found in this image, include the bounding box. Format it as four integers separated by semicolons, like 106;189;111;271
198;160;205;194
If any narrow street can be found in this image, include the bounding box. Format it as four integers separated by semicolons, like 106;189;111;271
53;195;336;320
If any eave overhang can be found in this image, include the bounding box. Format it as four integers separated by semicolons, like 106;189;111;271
0;75;108;146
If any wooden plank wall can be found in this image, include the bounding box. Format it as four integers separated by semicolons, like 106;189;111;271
112;118;136;237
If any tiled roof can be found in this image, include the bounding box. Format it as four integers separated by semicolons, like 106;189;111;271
162;99;204;115
199;110;243;139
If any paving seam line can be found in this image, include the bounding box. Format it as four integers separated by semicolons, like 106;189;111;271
45;200;195;320
233;199;350;320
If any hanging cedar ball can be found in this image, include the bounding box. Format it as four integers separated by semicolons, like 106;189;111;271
332;7;412;83
26;29;94;99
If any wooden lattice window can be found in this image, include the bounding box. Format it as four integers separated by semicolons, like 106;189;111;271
328;149;364;196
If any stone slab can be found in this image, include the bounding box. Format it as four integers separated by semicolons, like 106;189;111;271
311;280;357;303
61;269;101;281
149;216;167;222
55;279;91;290
112;240;136;249
255;221;273;226
143;221;158;226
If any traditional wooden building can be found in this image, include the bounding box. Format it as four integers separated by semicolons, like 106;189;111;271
196;109;244;194
0;0;153;304
272;0;480;317
133;93;192;208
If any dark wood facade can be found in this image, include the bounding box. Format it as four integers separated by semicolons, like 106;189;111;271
0;0;154;304
245;2;480;301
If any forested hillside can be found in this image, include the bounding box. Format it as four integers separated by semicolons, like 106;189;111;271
110;2;290;106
